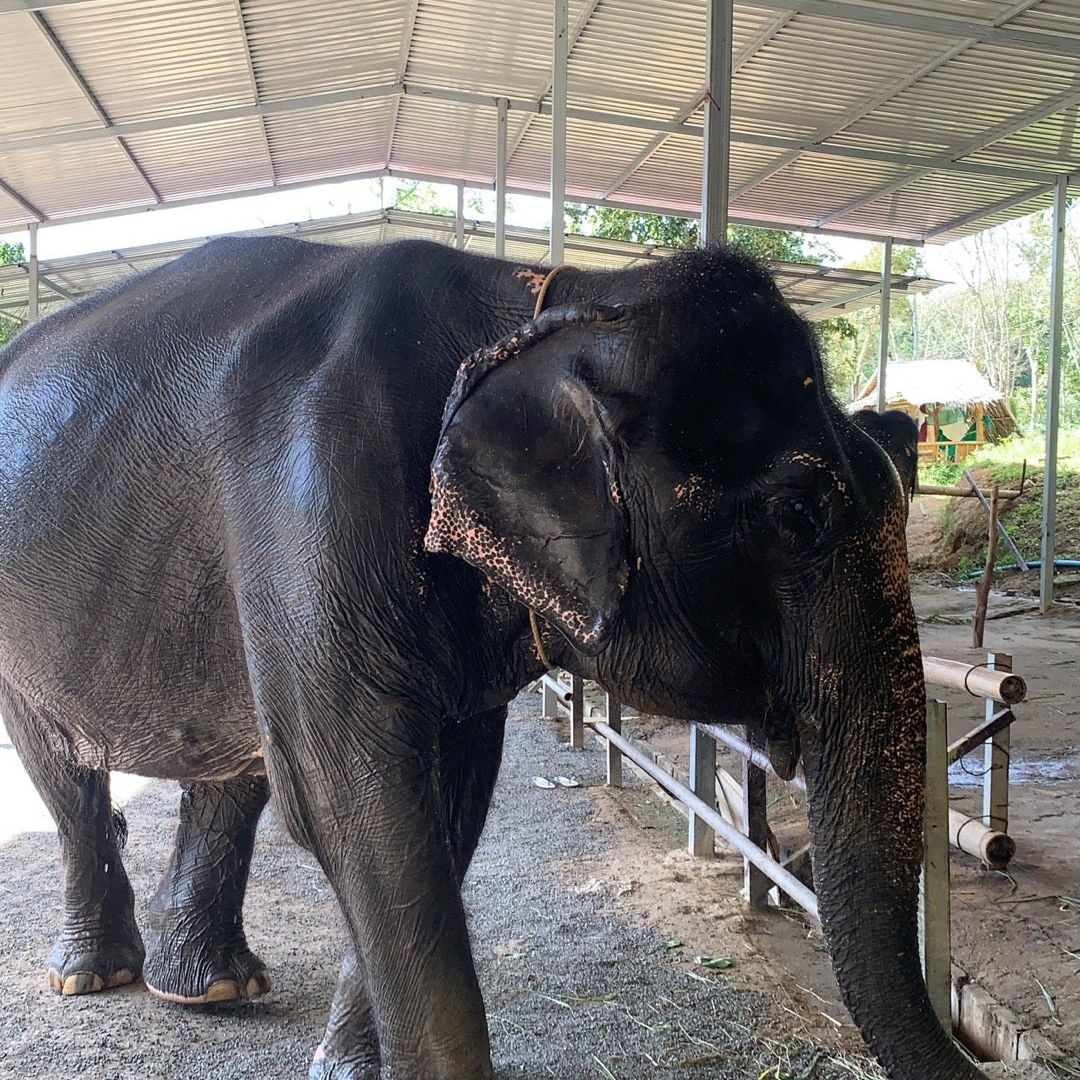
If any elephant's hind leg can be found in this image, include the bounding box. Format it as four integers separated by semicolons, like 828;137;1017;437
144;773;271;1005
0;679;144;995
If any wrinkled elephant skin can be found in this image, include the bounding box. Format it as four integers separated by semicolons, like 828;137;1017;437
0;239;978;1079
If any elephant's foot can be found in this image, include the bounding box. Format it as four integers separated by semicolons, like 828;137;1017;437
46;928;144;996
308;1043;381;1080
143;932;270;1005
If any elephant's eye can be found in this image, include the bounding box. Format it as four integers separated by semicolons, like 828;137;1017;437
774;495;821;548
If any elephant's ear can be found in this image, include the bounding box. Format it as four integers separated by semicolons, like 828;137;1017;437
850;408;919;500
425;304;630;655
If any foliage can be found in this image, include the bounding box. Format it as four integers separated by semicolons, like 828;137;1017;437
0;240;25;348
564;204;835;265
815;242;926;401
391;181;455;216
932;428;1080;576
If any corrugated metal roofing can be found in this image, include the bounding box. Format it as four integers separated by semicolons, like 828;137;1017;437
0;0;1076;242
0;207;944;325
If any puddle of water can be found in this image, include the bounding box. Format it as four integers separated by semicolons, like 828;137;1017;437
949;752;1080;788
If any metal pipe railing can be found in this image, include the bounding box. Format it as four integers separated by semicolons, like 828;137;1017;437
591;719;819;919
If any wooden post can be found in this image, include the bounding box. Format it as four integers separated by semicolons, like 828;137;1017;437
569;675;585;749
983;652;1012;834
920;698;952;1032
742;751;769;910
972;483;1001;648
688;724;716;857
605;693;622;787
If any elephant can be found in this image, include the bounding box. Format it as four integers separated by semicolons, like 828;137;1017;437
0;236;979;1080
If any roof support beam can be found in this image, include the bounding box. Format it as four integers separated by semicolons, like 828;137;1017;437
876;237;892;413
0;79;1057;189
921;182;1055;241
26;223;39;322
494;97;508;258
816;79;1080;226
731;0;1041;201
0;0;88;12
601;11;793;201
550;0;568;266
28;9;161;202
506;0;602;171
385;0;422;169
228;0;274;185
0;176;45;221
700;0;733;245
742;0;1080;59
1040;175;1068;613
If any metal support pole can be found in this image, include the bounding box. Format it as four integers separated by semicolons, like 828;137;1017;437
700;0;733;246
920;698;952;1032
983;652;1012;834
495;97;508;259
549;0;568;266
605;693;622;787
742;750;769;910
455;181;465;250
569;673;584;749
27;222;39;323
1041;175;1068;613
876;236;892;413
541;676;559;719
688;724;716;856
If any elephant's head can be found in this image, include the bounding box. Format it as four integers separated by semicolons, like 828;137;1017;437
425;249;977;1080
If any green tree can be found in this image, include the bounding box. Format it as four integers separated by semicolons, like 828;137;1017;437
564;204;834;264
816;242;926;401
0;240;25;348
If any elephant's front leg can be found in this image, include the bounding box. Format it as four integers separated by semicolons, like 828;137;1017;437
270;706;494;1080
311;707;506;1079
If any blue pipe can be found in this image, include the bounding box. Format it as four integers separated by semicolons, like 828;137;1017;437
964;559;1080;578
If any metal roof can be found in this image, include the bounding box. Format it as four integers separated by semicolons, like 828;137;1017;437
1;0;1077;243
0;206;944;326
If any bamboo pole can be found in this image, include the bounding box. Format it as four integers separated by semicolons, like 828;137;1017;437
915;483;1021;499
922;656;1026;705
949;809;1015;870
972;483;1001;648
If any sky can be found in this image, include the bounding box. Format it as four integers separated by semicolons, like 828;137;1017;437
0;174;961;282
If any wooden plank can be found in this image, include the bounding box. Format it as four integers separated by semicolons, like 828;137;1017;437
742;752;770;910
605;693;622;787
688;724;717;857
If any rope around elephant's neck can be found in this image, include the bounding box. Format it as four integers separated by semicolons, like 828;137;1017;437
527;263;569;672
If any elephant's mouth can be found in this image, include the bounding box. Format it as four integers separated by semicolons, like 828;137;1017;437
765;729;801;781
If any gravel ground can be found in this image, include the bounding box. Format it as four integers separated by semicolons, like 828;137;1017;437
0;697;864;1079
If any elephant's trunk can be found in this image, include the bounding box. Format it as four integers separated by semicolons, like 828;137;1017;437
799;602;980;1079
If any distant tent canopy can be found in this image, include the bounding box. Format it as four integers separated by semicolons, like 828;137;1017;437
850;360;1018;463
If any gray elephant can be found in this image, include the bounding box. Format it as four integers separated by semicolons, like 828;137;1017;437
0;237;975;1080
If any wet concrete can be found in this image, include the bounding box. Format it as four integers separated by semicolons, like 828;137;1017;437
0;698;866;1079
